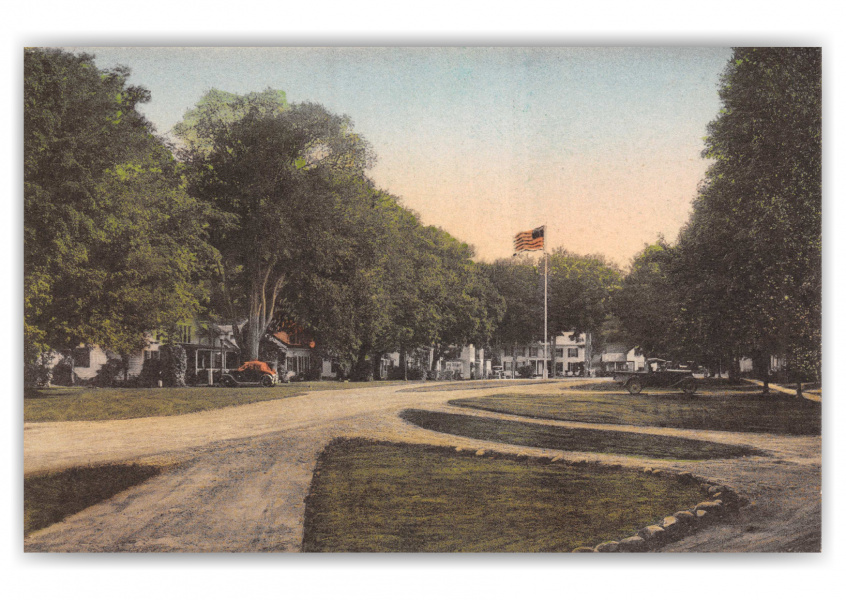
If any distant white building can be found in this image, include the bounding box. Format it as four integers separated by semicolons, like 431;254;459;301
499;332;591;377
600;344;646;372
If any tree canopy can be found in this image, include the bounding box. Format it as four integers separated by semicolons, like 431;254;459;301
24;48;215;363
611;48;821;382
174;90;376;360
678;47;821;379
484;250;621;367
176;89;503;376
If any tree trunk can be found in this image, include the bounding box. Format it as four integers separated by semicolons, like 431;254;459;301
550;334;557;378
400;346;407;381
371;353;382;381
728;356;739;380
754;350;770;395
352;346;373;381
244;316;264;361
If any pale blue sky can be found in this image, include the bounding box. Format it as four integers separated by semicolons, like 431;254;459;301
68;46;732;266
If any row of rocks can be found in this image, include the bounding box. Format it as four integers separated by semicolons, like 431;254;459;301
572;469;748;553
448;445;749;554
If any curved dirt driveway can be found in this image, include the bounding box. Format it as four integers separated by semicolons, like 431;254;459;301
23;380;821;552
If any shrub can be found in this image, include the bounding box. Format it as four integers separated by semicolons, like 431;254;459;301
93;358;126;386
138;357;164;387
305;360;322;381
517;365;535;379
24;351;55;389
51;355;76;386
160;344;187;387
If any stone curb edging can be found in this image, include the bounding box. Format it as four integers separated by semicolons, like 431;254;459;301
571;468;749;553
446;445;750;553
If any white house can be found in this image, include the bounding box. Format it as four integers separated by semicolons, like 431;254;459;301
600;344;646;372
499;332;592;377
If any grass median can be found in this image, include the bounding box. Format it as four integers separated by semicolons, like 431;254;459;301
401;409;760;460
450;391;820;435
25;463;164;536
302;438;708;552
568;378;762;392
24;380;403;422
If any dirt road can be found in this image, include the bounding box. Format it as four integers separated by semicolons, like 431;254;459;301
23;381;821;552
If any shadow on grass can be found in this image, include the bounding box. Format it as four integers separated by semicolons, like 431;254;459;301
302;438;709;552
25;464;163;536
401;409;763;460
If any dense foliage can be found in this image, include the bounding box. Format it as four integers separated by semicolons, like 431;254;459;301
25;47;819;389
24;48;215;369
615;48;821;383
175;89;503;377
483;250;622;373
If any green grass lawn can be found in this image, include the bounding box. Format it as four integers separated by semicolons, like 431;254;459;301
302;438;708;552
25;464;163;536
24;380;403;422
450;391;820;435
401;409;760;460
569;378;761;392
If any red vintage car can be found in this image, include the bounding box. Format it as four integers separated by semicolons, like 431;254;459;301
220;361;279;387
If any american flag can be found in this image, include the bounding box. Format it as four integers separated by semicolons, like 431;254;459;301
514;226;545;252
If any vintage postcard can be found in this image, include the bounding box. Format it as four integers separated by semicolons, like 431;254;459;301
23;46;821;555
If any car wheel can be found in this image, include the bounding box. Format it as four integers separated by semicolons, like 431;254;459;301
261;375;275;387
680;378;697;395
626;379;643;395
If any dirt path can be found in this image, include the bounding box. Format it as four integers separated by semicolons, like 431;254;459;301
23;380;821;552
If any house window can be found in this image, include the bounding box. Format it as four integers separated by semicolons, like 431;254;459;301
555;348;564;358
72;347;90;368
177;324;192;344
568;348;579;358
529;347;538;358
287;356;311;373
144;350;161;362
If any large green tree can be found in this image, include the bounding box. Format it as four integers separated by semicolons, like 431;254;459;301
546;249;622;342
612;240;688;360
482;250;620;376
291;179;503;380
676;47;822;386
24;48;214;368
174;90;374;360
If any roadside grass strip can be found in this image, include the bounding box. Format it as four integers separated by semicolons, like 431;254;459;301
449;392;821;436
568;379;761;393
25;464;163;536
403;380;558;393
302;438;709;552
401;409;759;460
24;380;402;422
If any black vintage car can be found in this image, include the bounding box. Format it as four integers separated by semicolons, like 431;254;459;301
617;359;697;395
220;361;278;387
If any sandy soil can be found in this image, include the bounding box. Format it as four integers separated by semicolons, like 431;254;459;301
23;380;821;552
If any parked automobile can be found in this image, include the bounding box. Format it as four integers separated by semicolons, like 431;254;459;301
617;358;697;395
220;361;278;387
